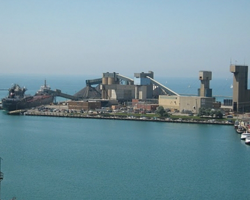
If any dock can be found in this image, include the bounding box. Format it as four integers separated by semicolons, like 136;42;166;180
8;109;26;115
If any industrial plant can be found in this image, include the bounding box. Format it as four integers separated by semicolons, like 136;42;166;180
2;65;249;115
230;65;250;112
61;64;250;114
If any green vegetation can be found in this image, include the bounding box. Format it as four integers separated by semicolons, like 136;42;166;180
33;107;234;124
102;109;233;123
198;108;223;119
155;106;170;118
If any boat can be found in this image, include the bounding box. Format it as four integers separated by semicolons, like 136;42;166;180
236;126;245;134
234;120;239;129
240;132;250;140
1;81;54;112
245;135;250;145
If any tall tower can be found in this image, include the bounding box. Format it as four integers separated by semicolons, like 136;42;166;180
198;71;212;97
134;71;154;100
230;65;250;112
101;72;117;99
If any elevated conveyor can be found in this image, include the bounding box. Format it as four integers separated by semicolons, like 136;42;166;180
74;85;101;99
116;74;134;84
86;78;102;86
85;73;133;86
146;76;179;96
44;89;79;100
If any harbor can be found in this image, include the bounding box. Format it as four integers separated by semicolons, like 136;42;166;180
0;74;250;200
0;68;241;119
2;66;250;128
234;118;250;145
1;1;250;199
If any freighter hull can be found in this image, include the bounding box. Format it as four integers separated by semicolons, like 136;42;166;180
2;81;54;112
2;95;54;111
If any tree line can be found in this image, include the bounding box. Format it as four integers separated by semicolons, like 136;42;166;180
156;106;223;119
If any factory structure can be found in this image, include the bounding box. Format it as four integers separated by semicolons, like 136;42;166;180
230;65;250;112
69;70;216;113
67;64;249;114
73;71;176;101
159;71;218;113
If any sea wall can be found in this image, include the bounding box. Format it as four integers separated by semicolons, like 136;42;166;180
24;110;233;126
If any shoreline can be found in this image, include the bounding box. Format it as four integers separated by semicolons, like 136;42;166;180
24;111;234;126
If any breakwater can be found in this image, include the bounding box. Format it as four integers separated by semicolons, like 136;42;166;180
24;110;233;126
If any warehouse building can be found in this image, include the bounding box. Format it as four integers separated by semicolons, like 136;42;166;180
159;71;216;113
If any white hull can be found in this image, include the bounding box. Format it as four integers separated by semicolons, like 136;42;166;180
245;136;250;145
241;132;250;140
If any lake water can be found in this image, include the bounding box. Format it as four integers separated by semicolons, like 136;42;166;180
1;112;250;200
0;75;250;199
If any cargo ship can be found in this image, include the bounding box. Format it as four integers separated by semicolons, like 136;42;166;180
1;81;54;111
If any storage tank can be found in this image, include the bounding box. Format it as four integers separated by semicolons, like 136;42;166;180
108;77;115;85
102;77;108;85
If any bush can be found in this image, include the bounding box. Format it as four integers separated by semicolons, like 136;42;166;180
156;106;169;118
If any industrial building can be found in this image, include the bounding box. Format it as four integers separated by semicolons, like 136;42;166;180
68;101;101;110
159;95;216;113
134;71;154;99
70;70;222;113
101;72;135;100
68;99;118;110
159;71;216;113
198;71;212;97
68;69;246;113
132;99;158;113
68;71;179;110
73;71;177;101
100;71;172;101
230;65;250;112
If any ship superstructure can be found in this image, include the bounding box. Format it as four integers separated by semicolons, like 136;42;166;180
1;81;54;111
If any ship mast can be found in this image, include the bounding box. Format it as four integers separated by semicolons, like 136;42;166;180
0;157;3;200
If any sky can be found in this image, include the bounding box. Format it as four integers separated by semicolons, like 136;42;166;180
0;0;250;78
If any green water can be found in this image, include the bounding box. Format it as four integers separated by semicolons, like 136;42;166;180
0;111;249;200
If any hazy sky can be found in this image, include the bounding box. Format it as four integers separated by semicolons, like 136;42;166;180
1;0;249;78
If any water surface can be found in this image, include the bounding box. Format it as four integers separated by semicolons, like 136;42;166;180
0;112;249;200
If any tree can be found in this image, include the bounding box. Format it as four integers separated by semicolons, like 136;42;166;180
198;107;206;116
156;106;169;118
198;107;223;119
210;109;216;117
215;110;223;119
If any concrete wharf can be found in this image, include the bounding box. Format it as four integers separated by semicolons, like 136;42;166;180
24;110;233;126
